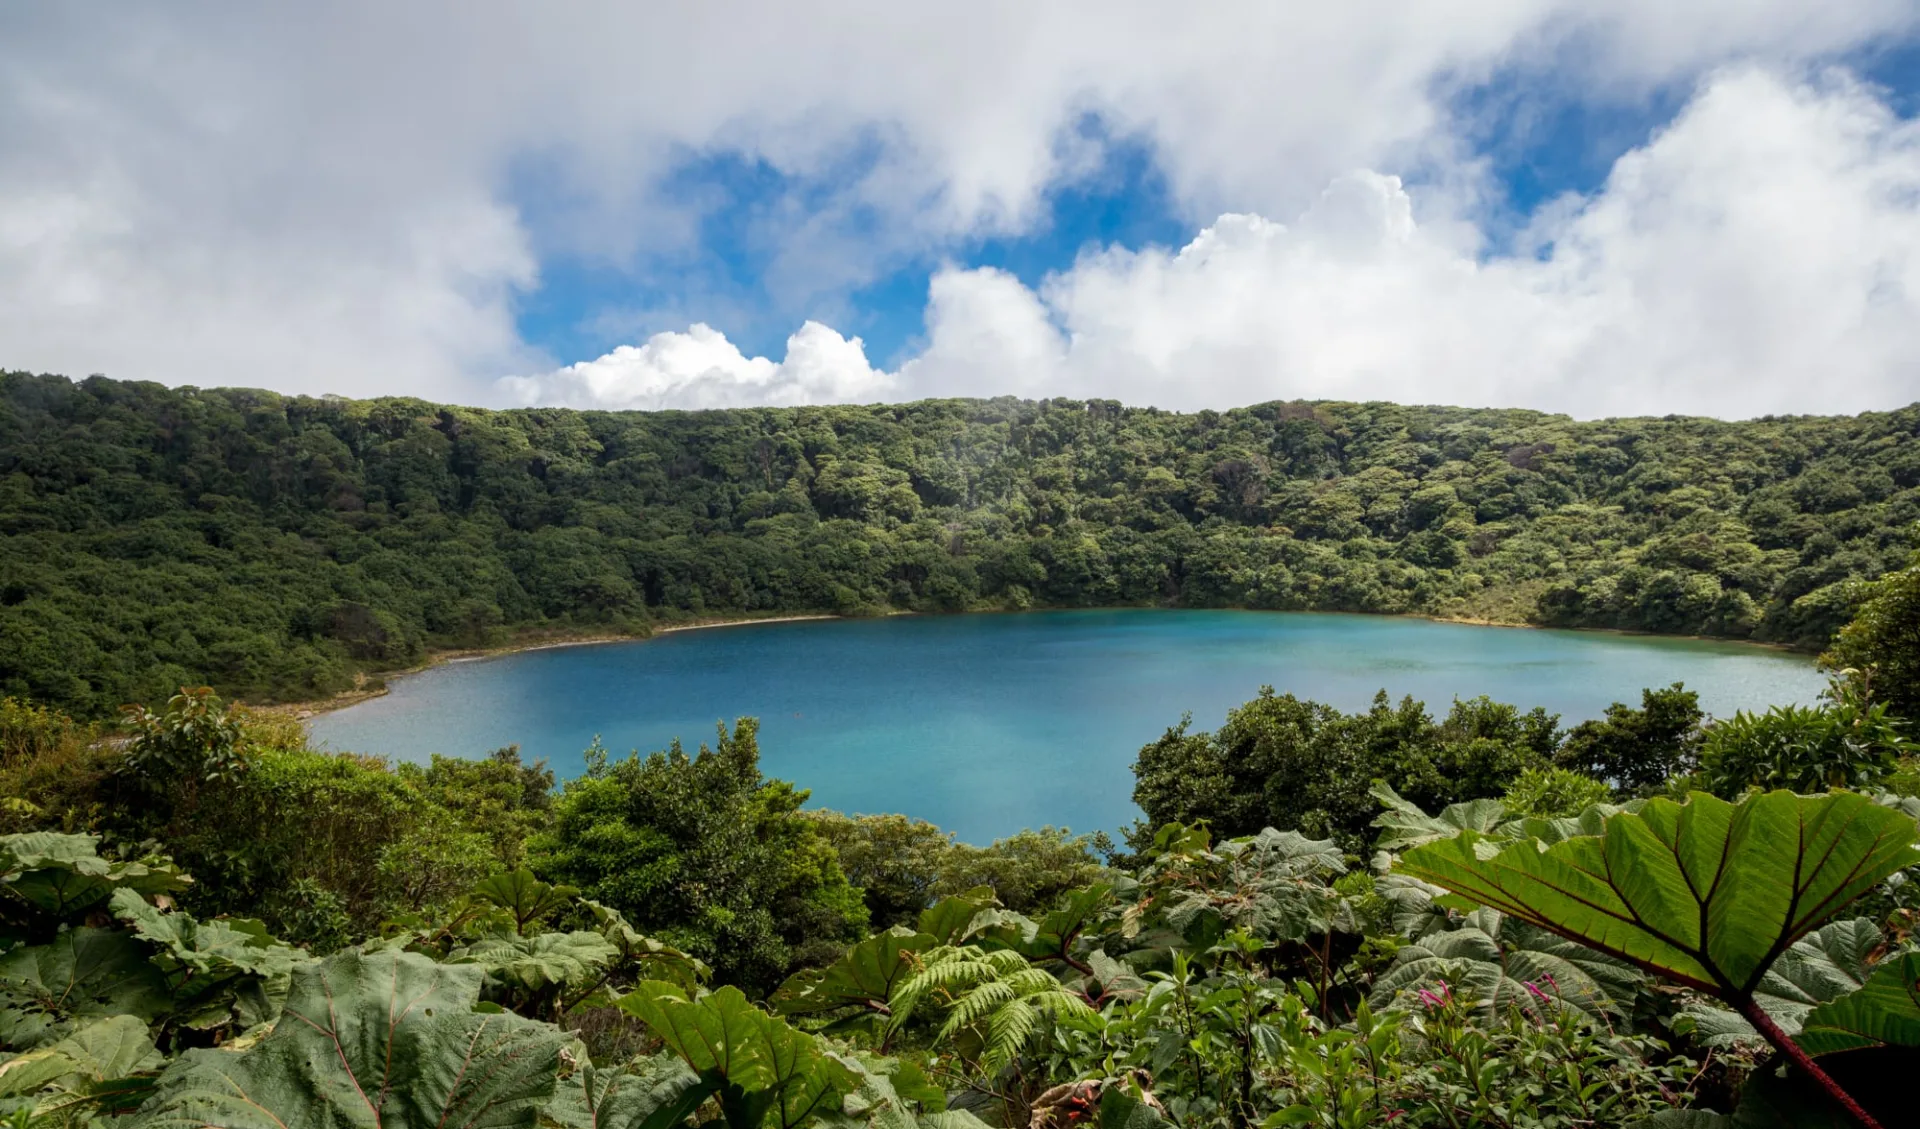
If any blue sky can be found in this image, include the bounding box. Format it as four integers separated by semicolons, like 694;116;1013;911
6;3;1920;419
514;49;1920;374
512;37;1920;380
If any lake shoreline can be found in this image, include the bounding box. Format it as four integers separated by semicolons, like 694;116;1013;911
263;604;1812;721
258;612;845;719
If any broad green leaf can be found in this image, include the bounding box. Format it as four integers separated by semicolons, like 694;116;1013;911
0;929;169;1050
1685;918;1882;1046
542;1055;711;1129
126;948;569;1129
617;982;857;1129
1374;872;1450;941
472;871;579;934
773;928;934;1018
1370;783;1507;851
110;888;307;1030
40;1014;161;1079
0;1015;161;1114
1396;791;1920;997
916;889;996;947
1797;951;1920;1056
1095;1089;1174;1129
581;901;709;988
0;834;189;922
455;931;617;992
981;886;1112;965
1369;909;1641;1023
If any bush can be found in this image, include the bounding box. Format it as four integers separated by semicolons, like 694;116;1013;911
1699;686;1914;798
532;721;867;993
1500;766;1614;818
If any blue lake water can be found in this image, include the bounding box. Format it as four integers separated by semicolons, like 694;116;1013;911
309;610;1824;844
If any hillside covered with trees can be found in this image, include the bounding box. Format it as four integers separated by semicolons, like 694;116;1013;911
3;371;1918;715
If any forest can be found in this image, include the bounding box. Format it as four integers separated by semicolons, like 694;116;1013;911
2;537;1919;1128
4;371;1919;717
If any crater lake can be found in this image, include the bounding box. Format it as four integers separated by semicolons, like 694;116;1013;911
308;610;1824;843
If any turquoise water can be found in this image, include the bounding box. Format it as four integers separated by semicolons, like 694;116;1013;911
309;610;1824;844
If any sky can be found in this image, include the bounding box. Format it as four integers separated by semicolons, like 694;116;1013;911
3;4;1920;420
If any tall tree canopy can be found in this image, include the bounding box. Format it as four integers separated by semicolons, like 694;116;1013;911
4;371;1916;716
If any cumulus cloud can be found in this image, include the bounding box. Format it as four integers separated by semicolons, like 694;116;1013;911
3;2;1918;406
499;322;892;411
894;68;1920;418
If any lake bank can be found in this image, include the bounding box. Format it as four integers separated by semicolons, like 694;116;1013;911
255;612;844;719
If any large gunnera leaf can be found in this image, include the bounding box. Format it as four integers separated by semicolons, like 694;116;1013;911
111;888;307;1031
0;928;169;1050
618;981;856;1129
773;927;933;1020
1396;791;1920;996
127;948;569;1129
1796;952;1920;1056
1;834;190;932
542;1056;710;1129
1684;918;1882;1047
1369;908;1642;1023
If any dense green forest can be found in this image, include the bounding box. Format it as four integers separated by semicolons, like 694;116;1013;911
5;371;1918;717
3;549;1919;1128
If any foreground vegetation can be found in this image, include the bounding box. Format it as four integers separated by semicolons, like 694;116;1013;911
5;372;1918;716
3;546;1918;1128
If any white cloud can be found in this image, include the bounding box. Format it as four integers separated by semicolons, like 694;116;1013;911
895;68;1920;418
499;321;891;410
1;5;1917;409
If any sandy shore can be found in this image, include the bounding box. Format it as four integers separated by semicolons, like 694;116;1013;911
257;613;845;719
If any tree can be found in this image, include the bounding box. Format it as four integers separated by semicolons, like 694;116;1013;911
531;721;868;993
1825;546;1920;723
1553;683;1703;794
1130;689;1552;849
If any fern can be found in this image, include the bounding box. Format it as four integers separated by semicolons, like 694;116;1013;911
889;945;1094;1073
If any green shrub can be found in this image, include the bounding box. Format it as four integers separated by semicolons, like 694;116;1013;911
1699;688;1913;798
1499;766;1614;818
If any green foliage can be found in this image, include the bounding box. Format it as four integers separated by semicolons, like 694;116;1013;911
1552;683;1705;794
1823;544;1920;723
1130;689;1557;848
118;688;248;789
7;374;1917;718
1399;790;1920;1127
533;721;866;993
1796;951;1920;1056
886;946;1093;1075
617;981;857;1129
1386;992;1695;1129
0;929;169;1051
1397;791;1919;998
0;834;189;941
772;927;933;1031
1369;907;1643;1025
1682;918;1883;1046
804;814;1106;929
1500;765;1621;818
1699;690;1914;798
127;948;569;1129
108;888;304;1039
0;701;79;767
